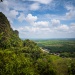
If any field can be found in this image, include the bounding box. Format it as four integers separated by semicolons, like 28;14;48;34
35;39;75;57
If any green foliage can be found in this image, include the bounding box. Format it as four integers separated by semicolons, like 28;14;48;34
10;32;22;47
68;59;75;75
35;56;57;75
60;52;75;58
0;49;35;75
0;12;22;49
22;39;42;60
23;39;37;48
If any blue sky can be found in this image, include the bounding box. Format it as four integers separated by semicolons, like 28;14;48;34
0;0;75;39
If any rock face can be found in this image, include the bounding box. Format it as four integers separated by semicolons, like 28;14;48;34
0;12;20;49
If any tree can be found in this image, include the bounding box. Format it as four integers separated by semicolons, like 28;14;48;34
35;58;56;75
68;60;75;75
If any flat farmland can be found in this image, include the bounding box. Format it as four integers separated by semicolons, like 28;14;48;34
35;40;75;53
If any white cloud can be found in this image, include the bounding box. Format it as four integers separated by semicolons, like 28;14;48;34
17;26;40;33
25;14;37;23
30;3;40;10
66;10;75;19
5;10;19;23
9;10;18;19
18;13;25;22
0;0;26;21
16;22;75;38
25;14;49;28
0;0;19;23
70;23;75;32
51;19;60;26
5;10;18;23
65;5;75;19
65;5;74;11
36;0;52;4
55;24;69;32
34;21;49;28
29;0;53;4
17;26;51;36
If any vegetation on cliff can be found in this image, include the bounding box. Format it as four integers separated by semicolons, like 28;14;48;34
0;12;22;49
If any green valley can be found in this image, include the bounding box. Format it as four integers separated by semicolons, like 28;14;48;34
35;40;75;58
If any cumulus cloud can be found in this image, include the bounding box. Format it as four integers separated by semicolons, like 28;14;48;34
0;0;19;23
18;13;25;22
17;26;51;36
56;24;69;31
25;13;49;28
17;15;74;35
25;14;37;23
70;23;75;32
17;26;39;33
51;19;60;26
66;10;75;19
65;5;74;11
65;5;75;19
9;10;18;19
34;21;49;28
16;21;75;38
6;10;18;23
30;3;40;10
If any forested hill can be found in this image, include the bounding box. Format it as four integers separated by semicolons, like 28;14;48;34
0;12;22;49
0;12;56;75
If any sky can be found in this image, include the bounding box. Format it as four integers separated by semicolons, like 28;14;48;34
0;0;75;39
